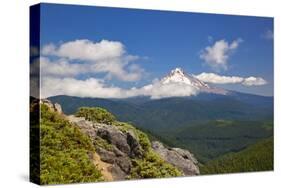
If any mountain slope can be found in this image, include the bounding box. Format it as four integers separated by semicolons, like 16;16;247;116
48;93;273;163
201;137;273;174
38;102;103;184
34;99;199;184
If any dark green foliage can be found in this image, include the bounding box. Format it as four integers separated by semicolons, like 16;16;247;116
163;120;273;163
201;137;273;174
76;107;116;124
49;94;273;127
40;104;103;184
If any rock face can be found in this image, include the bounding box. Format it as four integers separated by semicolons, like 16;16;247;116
67;115;137;180
66;112;199;179
97;126;131;155
152;141;200;175
40;99;63;114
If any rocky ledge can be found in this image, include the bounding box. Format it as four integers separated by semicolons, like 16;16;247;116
40;99;200;180
67;114;200;179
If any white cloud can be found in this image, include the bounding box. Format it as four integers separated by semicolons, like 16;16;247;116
41;39;143;82
41;76;198;99
136;81;198;99
42;39;125;61
41;77;126;98
195;72;244;84
242;77;267;86
40;57;88;77
200;39;242;71
195;72;267;86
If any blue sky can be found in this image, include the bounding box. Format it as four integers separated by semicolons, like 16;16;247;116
39;3;273;97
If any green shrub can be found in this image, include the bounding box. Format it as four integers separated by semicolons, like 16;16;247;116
76;107;116;125
130;150;182;178
92;136;114;151
40;104;103;184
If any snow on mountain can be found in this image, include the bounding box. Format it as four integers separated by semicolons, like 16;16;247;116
161;68;228;95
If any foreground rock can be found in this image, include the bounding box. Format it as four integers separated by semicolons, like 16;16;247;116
67;113;200;179
67;115;135;179
152;141;200;175
40;99;63;114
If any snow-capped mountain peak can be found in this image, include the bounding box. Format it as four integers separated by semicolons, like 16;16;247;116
161;68;209;88
161;68;228;95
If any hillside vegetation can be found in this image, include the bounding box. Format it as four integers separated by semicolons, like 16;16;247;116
201;137;273;174
164;119;273;162
37;102;188;184
39;104;103;184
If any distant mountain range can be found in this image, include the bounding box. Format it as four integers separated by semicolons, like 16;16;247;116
48;68;273;162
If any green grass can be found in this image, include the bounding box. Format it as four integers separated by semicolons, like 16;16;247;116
201;137;273;174
39;105;103;184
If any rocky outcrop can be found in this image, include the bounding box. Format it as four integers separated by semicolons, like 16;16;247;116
152;141;200;175
65;110;199;179
67;115;137;179
126;130;143;158
40;99;63;114
96;126;131;155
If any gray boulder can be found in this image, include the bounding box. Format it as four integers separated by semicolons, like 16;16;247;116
108;164;128;180
152;141;200;175
97;126;131;155
126;130;143;158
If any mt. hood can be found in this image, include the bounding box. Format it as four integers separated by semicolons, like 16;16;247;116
160;68;228;95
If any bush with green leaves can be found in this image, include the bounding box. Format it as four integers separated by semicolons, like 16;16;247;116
130;149;183;178
75;107;116;125
40;104;103;184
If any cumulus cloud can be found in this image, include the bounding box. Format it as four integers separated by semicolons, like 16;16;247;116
242;77;267;86
195;72;267;86
41;39;143;81
136;81;198;99
195;72;244;84
40;57;88;77
41;77;125;98
42;39;125;61
41;76;198;99
200;39;243;71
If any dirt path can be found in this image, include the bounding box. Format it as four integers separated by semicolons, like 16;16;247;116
93;152;113;181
